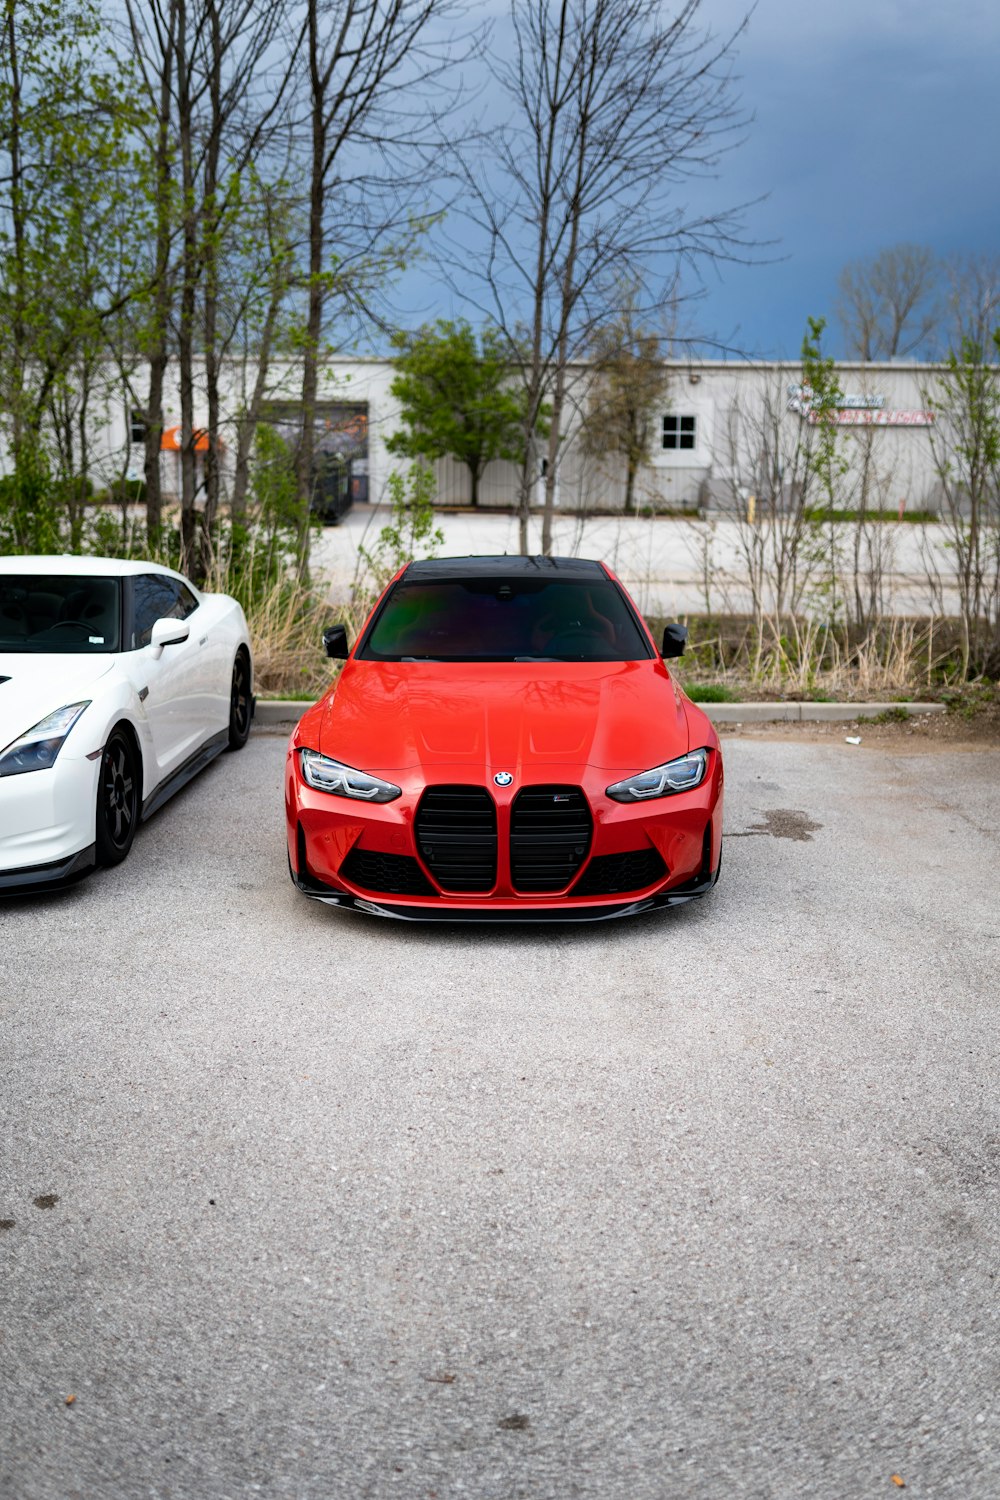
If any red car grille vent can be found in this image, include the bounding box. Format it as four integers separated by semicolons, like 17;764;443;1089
510;786;592;893
415;786;498;892
572;847;667;896
341;849;435;897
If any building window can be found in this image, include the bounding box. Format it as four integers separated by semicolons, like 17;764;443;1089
662;414;696;451
130;411;146;444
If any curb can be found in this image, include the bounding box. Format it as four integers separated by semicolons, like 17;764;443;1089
254;699;947;727
255;700;310;725
700;701;946;723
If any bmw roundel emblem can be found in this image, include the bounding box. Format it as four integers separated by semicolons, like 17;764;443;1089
493;771;513;787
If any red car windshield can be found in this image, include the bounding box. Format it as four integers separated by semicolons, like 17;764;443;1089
360;576;653;662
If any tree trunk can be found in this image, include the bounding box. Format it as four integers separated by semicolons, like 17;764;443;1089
199;0;223;575
294;0;327;579
5;0;26;460
144;350;168;544
230;278;282;525
176;0;199;577
76;376;90;551
540;357;567;555
141;0;178;547
516;429;535;554
624;455;637;517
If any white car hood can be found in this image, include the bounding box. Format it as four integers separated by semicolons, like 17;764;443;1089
0;653;116;746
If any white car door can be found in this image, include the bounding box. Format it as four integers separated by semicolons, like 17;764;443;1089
193;594;238;732
118;574;205;780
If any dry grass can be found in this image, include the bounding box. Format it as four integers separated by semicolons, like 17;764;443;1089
237;571;974;705
245;579;332;699
672;614;963;702
241;581;377;700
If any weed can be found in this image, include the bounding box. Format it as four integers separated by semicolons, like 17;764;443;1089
684;682;738;703
857;706;910;725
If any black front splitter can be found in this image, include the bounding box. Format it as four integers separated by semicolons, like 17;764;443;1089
0;843;96;896
290;864;719;923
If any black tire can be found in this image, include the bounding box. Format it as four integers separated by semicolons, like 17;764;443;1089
95;728;140;867
228;649;252;750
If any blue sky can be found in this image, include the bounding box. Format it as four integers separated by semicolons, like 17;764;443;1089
397;0;1000;361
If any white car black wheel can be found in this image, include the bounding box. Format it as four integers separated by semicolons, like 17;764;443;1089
96;729;140;867
228;649;252;749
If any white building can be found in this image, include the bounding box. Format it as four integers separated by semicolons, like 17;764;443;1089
46;356;949;519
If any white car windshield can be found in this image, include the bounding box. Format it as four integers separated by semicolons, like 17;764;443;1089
0;574;122;653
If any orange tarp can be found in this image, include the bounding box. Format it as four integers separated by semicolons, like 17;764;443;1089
160;425;215;453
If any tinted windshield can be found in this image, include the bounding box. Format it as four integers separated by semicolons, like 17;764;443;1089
0;575;122;653
360;576;652;662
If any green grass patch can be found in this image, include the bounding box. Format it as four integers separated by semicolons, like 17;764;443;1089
684;682;738;703
802;506;939;525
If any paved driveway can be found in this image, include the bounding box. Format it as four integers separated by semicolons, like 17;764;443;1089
313;508;957;616
2;733;998;1499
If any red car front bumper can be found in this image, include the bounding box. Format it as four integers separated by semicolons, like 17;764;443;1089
286;748;723;922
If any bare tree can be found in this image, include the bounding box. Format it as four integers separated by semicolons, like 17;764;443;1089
294;0;460;573
722;374;817;622
457;0;748;554
923;333;1000;676
579;287;671;516
836;243;940;362
124;0;179;544
943;252;1000;354
222;175;302;525
125;0;296;569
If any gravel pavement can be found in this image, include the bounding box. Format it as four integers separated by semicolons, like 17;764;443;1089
2;731;999;1499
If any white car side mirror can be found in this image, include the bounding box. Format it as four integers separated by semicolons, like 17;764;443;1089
149;617;191;658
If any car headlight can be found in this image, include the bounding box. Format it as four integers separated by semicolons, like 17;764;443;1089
606;747;709;802
0;701;92;777
298;748;401;802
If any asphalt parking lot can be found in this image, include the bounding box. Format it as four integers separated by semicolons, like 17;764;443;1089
2;730;999;1500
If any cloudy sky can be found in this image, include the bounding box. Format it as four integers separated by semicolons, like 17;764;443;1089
688;0;1000;357
403;0;999;362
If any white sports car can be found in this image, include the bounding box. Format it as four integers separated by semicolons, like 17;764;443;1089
0;556;254;892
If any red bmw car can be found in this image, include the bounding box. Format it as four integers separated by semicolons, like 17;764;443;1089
285;556;723;921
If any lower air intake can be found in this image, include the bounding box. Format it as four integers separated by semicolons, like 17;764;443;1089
415;785;498;892
340;849;435;896
510;785;592;892
572;847;667;896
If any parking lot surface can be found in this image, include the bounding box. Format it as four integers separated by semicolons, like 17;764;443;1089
2;731;999;1499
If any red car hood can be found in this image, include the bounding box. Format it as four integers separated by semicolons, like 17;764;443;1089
315;658;690;776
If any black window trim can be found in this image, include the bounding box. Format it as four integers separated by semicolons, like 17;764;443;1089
123;572;200;652
662;412;698;451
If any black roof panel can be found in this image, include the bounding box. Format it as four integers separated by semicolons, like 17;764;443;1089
403;555;606;580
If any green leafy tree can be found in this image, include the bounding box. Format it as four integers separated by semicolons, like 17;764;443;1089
387;320;536;507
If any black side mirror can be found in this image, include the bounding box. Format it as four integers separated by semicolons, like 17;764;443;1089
322;624;350;659
661;623;688;658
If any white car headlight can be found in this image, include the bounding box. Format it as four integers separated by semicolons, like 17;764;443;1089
299;748;401;803
606;747;709;802
0;701;91;777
